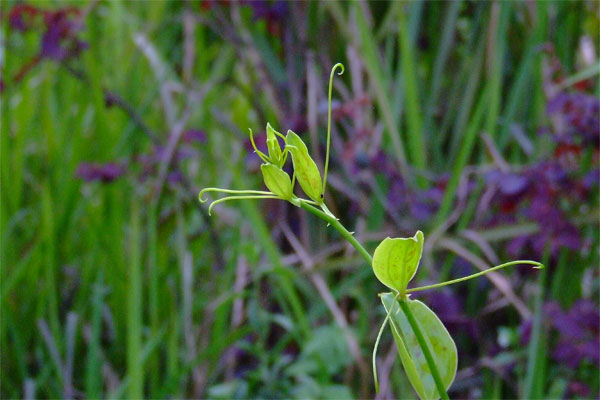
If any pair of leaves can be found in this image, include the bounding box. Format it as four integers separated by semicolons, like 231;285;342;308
381;294;457;400
373;231;456;399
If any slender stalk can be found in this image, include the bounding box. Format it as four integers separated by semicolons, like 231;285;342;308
299;201;372;264
406;260;543;294
398;300;450;400
373;292;400;393
300;200;449;400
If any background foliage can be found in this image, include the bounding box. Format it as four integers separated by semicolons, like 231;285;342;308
2;1;599;399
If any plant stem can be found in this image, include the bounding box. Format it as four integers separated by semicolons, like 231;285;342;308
398;300;450;400
406;260;543;294
299;202;373;264
300;200;450;399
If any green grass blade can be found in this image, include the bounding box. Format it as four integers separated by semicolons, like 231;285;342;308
398;4;426;185
126;196;143;399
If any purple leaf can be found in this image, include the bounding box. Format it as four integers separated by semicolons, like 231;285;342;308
76;162;125;183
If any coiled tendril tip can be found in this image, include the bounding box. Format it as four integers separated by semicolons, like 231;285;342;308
332;62;345;76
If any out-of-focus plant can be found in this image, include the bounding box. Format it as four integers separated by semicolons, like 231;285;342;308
199;63;543;400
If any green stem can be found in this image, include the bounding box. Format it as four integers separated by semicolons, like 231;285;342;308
398;300;450;400
406;260;543;294
300;200;449;399
299;201;372;264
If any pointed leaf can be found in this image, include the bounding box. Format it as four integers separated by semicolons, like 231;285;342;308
372;231;424;294
261;164;292;200
285;130;322;203
381;293;457;400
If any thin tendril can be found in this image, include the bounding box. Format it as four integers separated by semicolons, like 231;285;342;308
272;128;287;142
373;292;400;393
248;128;270;164
198;188;272;203
322;63;344;196
207;195;280;215
406;260;544;294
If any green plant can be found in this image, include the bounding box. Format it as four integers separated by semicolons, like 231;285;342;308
199;63;543;400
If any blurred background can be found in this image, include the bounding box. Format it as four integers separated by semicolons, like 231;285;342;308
2;1;599;399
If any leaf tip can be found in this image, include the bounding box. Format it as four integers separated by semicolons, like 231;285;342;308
414;230;424;243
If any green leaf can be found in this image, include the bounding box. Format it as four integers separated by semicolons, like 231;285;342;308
266;123;284;167
285;130;322;203
381;294;457;400
372;231;424;294
261;163;293;200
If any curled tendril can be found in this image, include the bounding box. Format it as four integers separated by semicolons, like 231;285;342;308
198;188;272;203
323;62;345;197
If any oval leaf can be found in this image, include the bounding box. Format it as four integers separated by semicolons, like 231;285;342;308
285;130;322;203
261;163;292;200
381;293;457;400
372;231;424;294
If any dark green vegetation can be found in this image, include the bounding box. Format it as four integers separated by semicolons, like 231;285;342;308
2;1;599;399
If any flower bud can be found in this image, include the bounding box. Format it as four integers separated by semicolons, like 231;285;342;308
285;130;323;203
266;123;284;167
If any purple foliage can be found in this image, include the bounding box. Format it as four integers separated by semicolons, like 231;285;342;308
547;92;600;147
76;162;125;183
582;168;599;190
365;149;445;221
244;0;288;22
10;4;88;62
9;4;38;31
182;129;207;144
136;144;198;183
9;4;89;85
486;158;594;257
548;300;600;369
521;300;600;369
485;170;529;197
420;290;479;339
